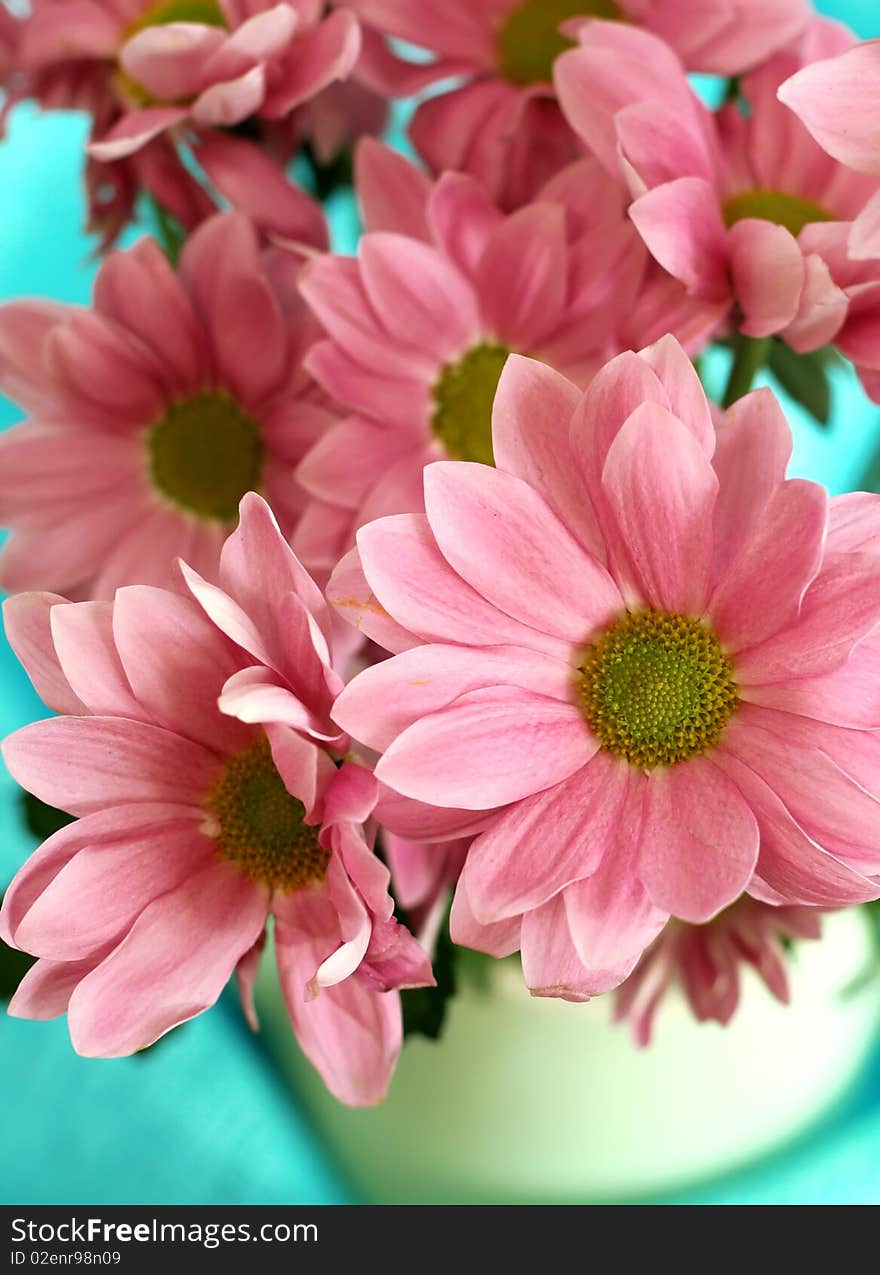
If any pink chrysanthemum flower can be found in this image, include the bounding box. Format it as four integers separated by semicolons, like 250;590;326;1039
331;339;880;1000
615;899;823;1045
8;1;348;245
0;494;432;1104
343;0;809;209
295;140;720;572
0;212;334;599
15;0;361;161
556;18;880;353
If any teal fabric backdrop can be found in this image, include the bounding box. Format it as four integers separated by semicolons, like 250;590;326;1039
1;0;879;1205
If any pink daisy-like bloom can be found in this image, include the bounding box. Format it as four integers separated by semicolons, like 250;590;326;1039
0;212;334;599
294;139;720;573
344;0;809;209
29;0;362;161
0;494;432;1104
331;339;880;1000
9;1;355;246
556;18;880;353
615;899;823;1046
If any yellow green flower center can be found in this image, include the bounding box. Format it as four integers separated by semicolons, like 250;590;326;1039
722;189;832;238
205;736;330;892
576;610;739;769
430;343;510;466
128;0;227;37
496;0;625;86
146;391;264;523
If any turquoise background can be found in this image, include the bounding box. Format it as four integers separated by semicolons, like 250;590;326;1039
1;0;879;1205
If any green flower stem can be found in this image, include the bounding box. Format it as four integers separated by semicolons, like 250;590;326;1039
721;335;772;409
147;196;187;267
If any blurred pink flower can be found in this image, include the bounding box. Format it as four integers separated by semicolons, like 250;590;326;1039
615;899;823;1045
12;0;362;159
556;18;880;353
344;0;809;209
10;1;353;244
331;339;880;1000
295;140;721;572
0;213;334;599
0;494;432;1104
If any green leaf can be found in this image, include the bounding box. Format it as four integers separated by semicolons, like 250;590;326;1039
0;890;36;1002
20;791;75;842
401;920;457;1043
767;341;833;426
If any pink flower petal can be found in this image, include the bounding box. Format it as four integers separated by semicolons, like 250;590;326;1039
723;705;880;871
275;890;401;1106
305;339;430;426
564;775;668;971
89;108;189;161
735;551;880;684
426;172;504;279
46;310;165;419
449;878;521;958
711;388;792;579
202;4;299;81
629;178;729;300
476;203;568;348
326;545;421;656
50;600;145;720
639;758;759;922
554;23;693;175
68;861;267;1056
359;232;481;360
192;64;266;128
355;514;569;656
638;334;715;457
423;461;623;643
16;816;213;962
355;138;431;239
376;786;494;844
463;752;627;924
491;354;602;559
2;717;220;817
708;478;827;652
728;218;805;337
778;42;880;176
195;133;327;247
601;401;718;614
93;238;205;393
333;642;570;753
9;957;100;1022
744;629;880;728
825;491;880;555
120;23;227;102
376;686;595;811
781;253;847;353
112;585;250;753
299;256;435;379
2;593;84;716
520;895;602;1002
715;750;880;906
260;9;361;116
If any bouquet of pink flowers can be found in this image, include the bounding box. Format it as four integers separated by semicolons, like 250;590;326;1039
1;0;879;1111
